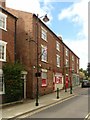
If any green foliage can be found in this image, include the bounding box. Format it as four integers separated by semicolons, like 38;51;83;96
79;68;83;72
2;62;24;103
87;62;90;77
79;68;88;80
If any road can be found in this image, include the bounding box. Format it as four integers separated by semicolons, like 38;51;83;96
27;88;90;119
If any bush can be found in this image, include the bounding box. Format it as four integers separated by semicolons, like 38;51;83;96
3;62;24;103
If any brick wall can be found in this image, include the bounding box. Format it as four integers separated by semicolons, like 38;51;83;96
0;7;17;103
0;11;15;64
0;0;6;8
6;8;80;98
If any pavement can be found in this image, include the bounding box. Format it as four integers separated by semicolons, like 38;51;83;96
0;85;84;119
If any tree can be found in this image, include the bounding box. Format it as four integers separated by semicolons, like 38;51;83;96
79;68;83;72
3;62;24;103
79;71;85;82
87;63;90;77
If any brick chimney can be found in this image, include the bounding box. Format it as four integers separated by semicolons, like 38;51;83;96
0;0;6;8
58;36;63;41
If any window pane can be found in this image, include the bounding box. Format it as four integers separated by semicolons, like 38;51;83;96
41;29;47;41
0;45;5;60
2;46;4;59
56;41;60;51
0;16;5;29
66;59;69;67
42;72;47;79
41;71;47;86
57;55;60;67
41;46;47;62
66;48;68;56
0;75;3;92
0;45;2;59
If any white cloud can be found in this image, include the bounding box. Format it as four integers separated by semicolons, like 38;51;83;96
6;0;88;69
58;0;88;38
58;0;88;69
6;0;43;15
64;38;88;70
40;0;82;2
6;0;52;25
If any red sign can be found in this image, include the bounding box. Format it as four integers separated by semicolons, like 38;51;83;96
55;76;62;84
65;76;69;88
42;79;47;86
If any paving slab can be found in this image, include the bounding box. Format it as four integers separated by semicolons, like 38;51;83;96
1;86;80;119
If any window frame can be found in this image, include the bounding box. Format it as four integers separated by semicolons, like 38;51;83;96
72;63;74;70
41;44;47;62
41;27;47;41
77;65;79;73
77;59;79;64
72;55;74;61
66;59;69;67
66;48;68;56
56;41;60;51
0;69;5;95
0;12;7;31
0;40;7;62
41;69;47;87
56;54;60;67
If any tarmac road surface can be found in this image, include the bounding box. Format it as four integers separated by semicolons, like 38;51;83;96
27;88;90;119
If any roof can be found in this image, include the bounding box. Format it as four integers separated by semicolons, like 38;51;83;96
33;14;79;59
0;6;18;19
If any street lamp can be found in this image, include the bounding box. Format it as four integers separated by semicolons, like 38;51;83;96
35;14;49;106
70;69;74;94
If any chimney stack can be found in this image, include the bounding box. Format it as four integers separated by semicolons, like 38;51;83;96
58;36;63;41
0;0;6;8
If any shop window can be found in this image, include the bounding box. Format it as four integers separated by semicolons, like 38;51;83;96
41;69;47;87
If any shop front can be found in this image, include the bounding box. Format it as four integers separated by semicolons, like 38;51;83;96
53;73;63;91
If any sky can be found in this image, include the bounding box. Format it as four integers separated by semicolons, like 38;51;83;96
6;0;89;70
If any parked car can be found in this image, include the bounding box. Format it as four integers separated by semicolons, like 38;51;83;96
81;80;90;88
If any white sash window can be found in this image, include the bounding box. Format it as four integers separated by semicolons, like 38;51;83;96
0;69;4;94
0;12;7;30
41;45;47;62
56;54;60;67
0;40;7;61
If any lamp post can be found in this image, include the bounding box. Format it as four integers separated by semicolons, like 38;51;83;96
70;70;72;94
35;14;49;106
63;64;68;92
70;69;74;94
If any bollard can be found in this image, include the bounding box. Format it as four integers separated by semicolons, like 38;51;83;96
65;85;67;92
70;85;72;94
57;88;59;99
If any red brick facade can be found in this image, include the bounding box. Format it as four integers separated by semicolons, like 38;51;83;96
6;8;80;99
0;7;17;66
0;3;17;100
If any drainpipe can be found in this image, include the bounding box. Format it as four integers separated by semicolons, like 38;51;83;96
63;45;65;91
14;18;17;63
63;44;67;92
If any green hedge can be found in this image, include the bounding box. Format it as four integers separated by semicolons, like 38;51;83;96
3;62;24;103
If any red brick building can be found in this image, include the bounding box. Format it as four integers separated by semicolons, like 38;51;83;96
0;2;17;99
7;8;80;99
6;8;80;99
